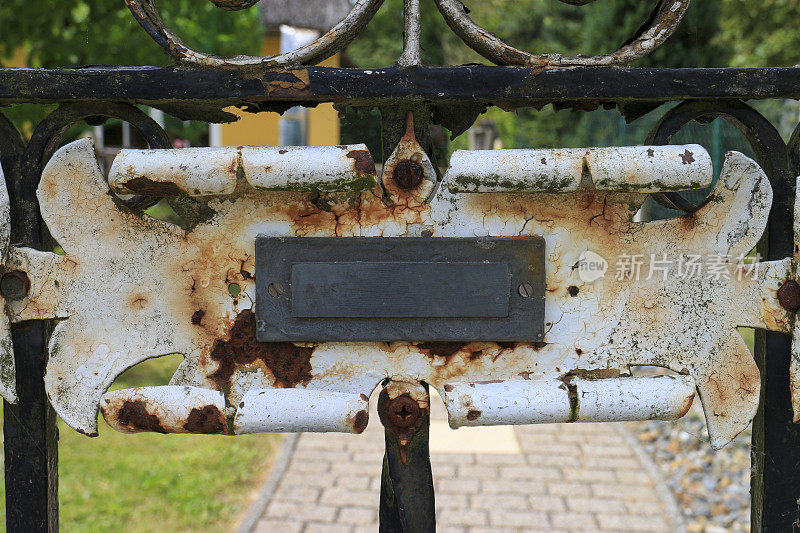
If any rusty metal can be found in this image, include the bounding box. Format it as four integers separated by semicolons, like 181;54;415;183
0;136;786;455
2;3;800;529
378;381;435;532
378;381;429;463
434;0;690;67
779;280;800;311
382;112;437;206
446;145;713;194
386;396;420;428
0;271;30;301
124;0;384;67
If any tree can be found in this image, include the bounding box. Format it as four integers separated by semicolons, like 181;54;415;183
717;0;800;67
0;0;262;67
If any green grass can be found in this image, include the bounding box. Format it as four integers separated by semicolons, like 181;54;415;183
0;355;281;532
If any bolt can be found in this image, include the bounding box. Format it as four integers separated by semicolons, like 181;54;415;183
0;271;29;301
387;396;420;428
778;280;800;311
518;282;533;298
267;282;284;298
392;159;425;190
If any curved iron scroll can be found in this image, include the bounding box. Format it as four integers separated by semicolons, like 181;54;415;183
645;99;790;214
125;0;384;67
433;0;690;67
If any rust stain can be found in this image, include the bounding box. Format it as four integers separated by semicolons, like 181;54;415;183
123;177;182;197
777;280;800;311
570;368;621;380
378;390;428;464
346;149;376;176
353;410;369;434
183;404;226;434
116;400;167;433
680;149;695;165
466;409;482;421
678;392;696;419
417;342;466;359
392;160;425;190
208;309;314;392
128;293;148;311
191;309;205;325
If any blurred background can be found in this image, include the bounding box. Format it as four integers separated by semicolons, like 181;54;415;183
0;0;791;531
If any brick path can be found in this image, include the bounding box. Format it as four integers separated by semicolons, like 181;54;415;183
246;393;684;532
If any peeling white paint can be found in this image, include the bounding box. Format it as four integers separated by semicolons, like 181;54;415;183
233;388;368;434
101;385;226;434
446;145;712;193
0;138;791;449
0;159;15;403
442;375;695;428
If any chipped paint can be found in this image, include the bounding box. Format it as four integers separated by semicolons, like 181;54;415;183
0;159;15;403
446;145;712;193
101;385;227;434
110;145;377;197
0;139;793;448
381;112;437;207
234;388;369;434
442;375;696;428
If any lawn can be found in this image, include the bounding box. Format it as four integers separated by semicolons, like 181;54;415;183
0;354;282;532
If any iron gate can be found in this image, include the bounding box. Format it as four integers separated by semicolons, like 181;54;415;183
2;0;800;531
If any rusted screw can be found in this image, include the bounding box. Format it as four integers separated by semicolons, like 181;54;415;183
778;280;800;311
392;159;425;190
387;396;420;428
518;282;533;298
0;271;30;301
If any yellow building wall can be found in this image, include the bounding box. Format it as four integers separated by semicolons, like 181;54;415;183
219;35;340;147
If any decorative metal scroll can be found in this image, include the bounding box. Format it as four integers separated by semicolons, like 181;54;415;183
124;0;691;68
0;135;794;450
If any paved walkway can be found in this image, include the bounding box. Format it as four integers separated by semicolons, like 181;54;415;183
243;392;685;532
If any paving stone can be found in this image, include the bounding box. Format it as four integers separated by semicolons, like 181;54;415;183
305;523;352;533
550;512;598;530
246;408;682;532
253;519;303;533
488;509;550;528
438;508;489;527
336;506;377;525
596;513;670;531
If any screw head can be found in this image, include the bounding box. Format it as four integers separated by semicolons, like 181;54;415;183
518;282;533;298
392;159;425;190
0;271;29;301
387;396;420;428
267;282;284;298
778;280;800;311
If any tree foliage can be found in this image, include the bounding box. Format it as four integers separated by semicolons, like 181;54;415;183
718;0;800;67
0;0;262;67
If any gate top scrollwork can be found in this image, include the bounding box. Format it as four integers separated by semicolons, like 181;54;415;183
124;0;691;68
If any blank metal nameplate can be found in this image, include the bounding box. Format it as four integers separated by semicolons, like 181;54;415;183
255;237;545;342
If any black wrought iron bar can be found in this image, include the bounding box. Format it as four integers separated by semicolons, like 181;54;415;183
1;67;800;111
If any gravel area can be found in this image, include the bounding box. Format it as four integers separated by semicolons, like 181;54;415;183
629;404;751;533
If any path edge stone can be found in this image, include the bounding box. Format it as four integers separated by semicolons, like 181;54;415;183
236;433;300;533
615;423;688;532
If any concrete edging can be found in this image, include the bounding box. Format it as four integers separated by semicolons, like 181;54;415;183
236;433;301;533
615;423;688;533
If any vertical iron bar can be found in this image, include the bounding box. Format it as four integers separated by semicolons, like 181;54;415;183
752;123;797;533
0;114;59;532
377;383;435;532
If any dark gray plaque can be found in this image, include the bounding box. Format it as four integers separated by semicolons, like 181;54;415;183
255;237;545;342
